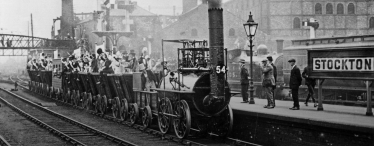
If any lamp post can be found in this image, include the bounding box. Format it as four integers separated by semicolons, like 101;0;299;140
243;12;258;104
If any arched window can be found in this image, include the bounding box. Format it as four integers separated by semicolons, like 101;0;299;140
293;17;301;29
315;3;322;14
229;28;235;36
348;3;355;14
369;17;374;28
191;28;198;36
326;3;333;14
337;3;344;14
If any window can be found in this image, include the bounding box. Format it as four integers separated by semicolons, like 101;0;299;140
293;17;301;29
191;28;198;36
348;3;355;14
315;3;322;14
229;28;235;36
337;3;344;14
370;17;374;28
326;3;333;14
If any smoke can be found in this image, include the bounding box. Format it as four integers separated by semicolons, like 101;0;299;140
207;0;222;8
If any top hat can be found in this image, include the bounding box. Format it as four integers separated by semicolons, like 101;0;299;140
97;48;103;54
267;56;273;61
288;58;296;62
261;59;268;62
239;59;246;63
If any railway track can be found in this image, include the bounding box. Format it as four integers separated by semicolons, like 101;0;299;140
0;135;11;146
9;76;260;146
0;86;138;146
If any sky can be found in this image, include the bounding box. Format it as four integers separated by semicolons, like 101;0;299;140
0;0;230;38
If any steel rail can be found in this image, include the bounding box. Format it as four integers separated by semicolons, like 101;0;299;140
0;87;138;146
12;76;260;146
0;92;86;146
0;135;11;146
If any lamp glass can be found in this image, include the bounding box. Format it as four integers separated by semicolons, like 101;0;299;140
249;23;258;36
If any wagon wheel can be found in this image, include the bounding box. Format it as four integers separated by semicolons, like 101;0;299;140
29;81;32;91
86;93;93;111
71;90;77;105
173;100;191;139
58;88;63;101
36;83;40;94
112;97;120;119
46;85;50;96
142;106;152;129
49;87;54;98
120;98;129;121
208;105;233;137
95;95;102;113
129;103;139;126
75;90;81;107
65;90;71;103
41;83;45;95
82;92;87;109
100;95;108;115
158;98;173;134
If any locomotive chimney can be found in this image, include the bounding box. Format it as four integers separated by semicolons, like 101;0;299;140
204;0;225;106
276;39;284;53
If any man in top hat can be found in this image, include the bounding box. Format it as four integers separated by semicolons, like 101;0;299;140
267;56;277;107
239;59;250;103
261;59;275;108
288;58;302;110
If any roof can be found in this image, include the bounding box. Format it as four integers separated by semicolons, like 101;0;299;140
110;5;157;17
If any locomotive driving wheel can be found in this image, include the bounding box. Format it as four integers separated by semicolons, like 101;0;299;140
100;95;108;115
112;97;120;119
173;100;191;139
120;98;129;121
129;103;139;126
142;106;152;129
158;98;172;134
209;105;233;137
86;93;93;111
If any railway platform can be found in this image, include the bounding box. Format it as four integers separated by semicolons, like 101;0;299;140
229;97;374;146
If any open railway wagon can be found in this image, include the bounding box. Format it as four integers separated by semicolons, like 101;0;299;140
28;70;52;96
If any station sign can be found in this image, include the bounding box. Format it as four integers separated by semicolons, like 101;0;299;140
308;48;374;80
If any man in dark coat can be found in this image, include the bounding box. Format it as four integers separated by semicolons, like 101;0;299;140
288;59;302;110
240;59;249;103
267;56;277;107
302;66;317;107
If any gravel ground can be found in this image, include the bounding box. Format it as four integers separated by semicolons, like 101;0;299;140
0;82;182;146
0;100;69;146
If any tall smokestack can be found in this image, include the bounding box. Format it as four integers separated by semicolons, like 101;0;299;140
208;0;225;101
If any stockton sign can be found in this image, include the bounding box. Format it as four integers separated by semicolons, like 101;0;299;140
313;57;374;71
308;48;374;79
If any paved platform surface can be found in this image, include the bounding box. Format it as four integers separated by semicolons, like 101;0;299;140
230;97;374;129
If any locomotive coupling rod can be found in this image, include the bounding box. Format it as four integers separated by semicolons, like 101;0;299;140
158;112;179;118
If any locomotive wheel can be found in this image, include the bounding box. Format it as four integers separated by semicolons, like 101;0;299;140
120;98;129;121
209;105;233;137
100;95;108;115
86;93;93;111
173;100;191;139
129;103;139;126
158;98;173;134
142;106;152;129
95;95;101;113
112;97;120;119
